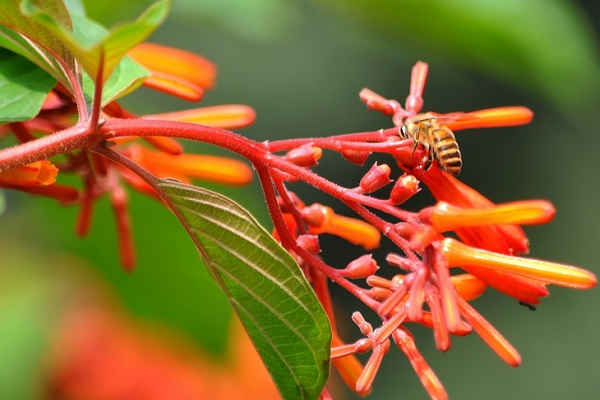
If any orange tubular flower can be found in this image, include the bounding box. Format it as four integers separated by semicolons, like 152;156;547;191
128;42;217;101
423;200;556;233
303;203;381;250
143;105;256;130
440;238;597;290
0;160;58;186
420;164;530;256
122;144;253;186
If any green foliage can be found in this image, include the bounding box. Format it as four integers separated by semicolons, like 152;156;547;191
319;0;600;119
158;179;331;400
0;49;56;122
24;0;168;85
0;0;75;87
0;0;168;108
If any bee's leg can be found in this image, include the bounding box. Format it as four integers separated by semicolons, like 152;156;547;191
415;142;431;178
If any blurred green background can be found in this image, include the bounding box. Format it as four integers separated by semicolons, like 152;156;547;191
1;0;600;399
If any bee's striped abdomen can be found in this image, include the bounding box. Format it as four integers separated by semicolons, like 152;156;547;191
432;127;462;176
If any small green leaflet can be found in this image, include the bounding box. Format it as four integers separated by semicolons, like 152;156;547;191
0;49;56;123
0;0;166;106
157;178;331;400
22;0;169;85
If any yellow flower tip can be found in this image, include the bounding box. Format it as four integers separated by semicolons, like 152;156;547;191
144;105;256;130
128;42;217;100
441;238;597;290
284;145;323;167
450;274;487;301
425;200;556;232
0;160;58;186
389;173;420;204
359;163;392;194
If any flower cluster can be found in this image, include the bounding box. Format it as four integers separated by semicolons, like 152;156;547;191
0;43;255;269
269;62;596;399
0;27;595;398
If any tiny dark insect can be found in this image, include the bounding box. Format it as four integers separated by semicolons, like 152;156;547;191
518;301;537;311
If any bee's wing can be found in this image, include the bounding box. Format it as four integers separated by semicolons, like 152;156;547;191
433;106;533;131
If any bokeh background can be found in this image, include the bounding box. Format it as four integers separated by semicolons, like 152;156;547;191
1;0;600;399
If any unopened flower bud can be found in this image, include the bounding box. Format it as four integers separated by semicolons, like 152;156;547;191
359;163;392;193
341;254;379;279
359;88;401;115
301;203;330;227
366;287;392;301
284;144;322;167
389;173;420;204
296;234;321;255
340;149;371;166
386;254;416;272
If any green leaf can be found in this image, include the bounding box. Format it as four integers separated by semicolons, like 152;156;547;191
0;0;75;87
23;0;170;84
158;179;331;400
0;48;56;122
172;0;301;43
320;0;600;119
81;53;148;105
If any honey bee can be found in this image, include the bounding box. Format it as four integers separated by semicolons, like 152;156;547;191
400;113;462;176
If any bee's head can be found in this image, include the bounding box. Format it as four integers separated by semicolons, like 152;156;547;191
399;124;409;138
